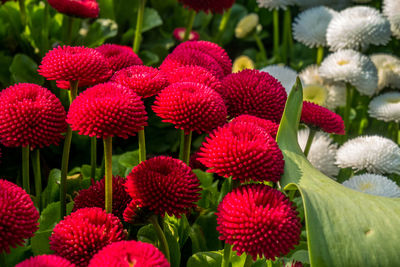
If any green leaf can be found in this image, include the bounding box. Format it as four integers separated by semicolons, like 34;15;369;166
118;150;140;169
276;78;400;266
187;251;222;267
0;52;13;86
42;169;61;210
142;8;163;32
4;245;32;267
9;54;44;84
81;18;118;47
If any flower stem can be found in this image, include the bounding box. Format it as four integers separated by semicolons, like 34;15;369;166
253;33;267;62
40;1;50;58
22;145;30;195
391;122;399;144
32;149;42;211
282;8;292;64
138;129;146;163
243;254;254;267
18;0;26;27
65;15;74;45
273;9;280;62
103;136;113;214
91;137;97;178
180;130;192;165
183;9;196;42
133;0;146;53
221;242;231;267
342;83;354;143
303;128;316;157
316;46;324;65
215;8;232;45
149;215;170;263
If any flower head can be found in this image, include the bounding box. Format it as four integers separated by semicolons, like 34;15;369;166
256;0;295;10
47;0;99;18
173;28;199;41
198;121;284;183
88;240;169;267
153;82;227;134
0;179;39;253
221;69;287;123
370;53;400;91
326;6;391;51
336;135;400;175
124;156;201;219
319;49;378;96
235;13;260;39
260;65;298;94
95;44;142;72
0;83;67;148
368;92;400;123
232;56;255;73
177;0;235;13
230;114;279;139
216;184;301;260
342;173;400;198
294;0;349;10
16;255;75;267
67;83;147;139
383;0;400;38
50;207;126;266
111;65;169;98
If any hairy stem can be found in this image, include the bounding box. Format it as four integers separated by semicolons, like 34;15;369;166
22;145;30;194
215;8;232;44
183;9;196;42
91;137;97;178
221;242;232;267
273;9;280;62
138;129;146;163
133;0;147;53
180;130;192;165
32;149;42;211
254;33;267;62
104;136;113;213
149;215;170;263
303;128;316;157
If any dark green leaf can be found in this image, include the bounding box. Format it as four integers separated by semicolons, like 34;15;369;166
142;8;163;32
187;251;222;267
9;54;44;84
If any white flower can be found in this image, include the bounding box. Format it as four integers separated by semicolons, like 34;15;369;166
342;173;400;198
368;92;400;123
383;0;400;39
292;6;337;48
319;49;378;96
298;128;340;178
235;14;259;39
370;53;400;91
256;0;295;10
336;135;400;175
260;65;299;93
326;6;391;51
294;0;350;10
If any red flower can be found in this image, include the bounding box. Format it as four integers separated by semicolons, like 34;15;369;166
67;83;147;139
301;101;345;135
230;115;280;139
111;65;169;98
189;151;208;171
47;0;99;18
216;184;301;260
0;83;67;149
0;179;39;254
153;82;227;134
96;44;143;72
50;207;126;267
38;46;112;89
173;28;200;41
178;0;235;14
88;240;170;267
124;156;201;218
221;69;287;123
73;176;131;221
198;121;284;183
16;255;75;267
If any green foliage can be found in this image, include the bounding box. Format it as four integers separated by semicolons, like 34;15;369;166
9;54;43;84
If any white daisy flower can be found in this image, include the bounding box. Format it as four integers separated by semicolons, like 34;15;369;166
326;6;391;51
256;0;295;10
294;0;350;10
319;49;378;96
293;6;338;48
342;173;400;198
336;135;400;175
260;65;299;93
370;53;400;91
352;0;371;3
298;128;340;178
383;0;400;39
368;92;400;123
235;13;260;39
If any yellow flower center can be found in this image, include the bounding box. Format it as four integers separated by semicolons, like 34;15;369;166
232;56;255;73
337;60;350;66
303;84;327;106
386;96;400;103
359;182;374;192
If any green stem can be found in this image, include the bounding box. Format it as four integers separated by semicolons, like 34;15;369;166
138;129;146;163
133;0;146;53
316;46;324;65
32;149;42;211
91;137;97;178
18;0;26;27
149;215;170;263
273;9;280;62
303;128;316;157
65;15;74;45
253;34;267;62
215;8;232;44
282;8;292;64
221;242;232;267
40;1;50;58
391;122;399;144
180;130;192;165
22;145;30;195
183;9;196;42
104;137;113;214
243;254;254;267
342;83;354;143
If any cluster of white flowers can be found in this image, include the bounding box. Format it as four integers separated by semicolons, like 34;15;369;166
370;53;400;91
256;0;295;10
368;92;400;123
342;174;400;198
383;0;400;38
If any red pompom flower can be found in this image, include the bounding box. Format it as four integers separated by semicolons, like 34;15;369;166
0;179;39;254
178;0;235;14
301;101;345;135
0;83;67;149
88;240;169;267
216;184;301;260
198;121;284;183
16;255;75;267
230;114;280;139
153;82;227;134
50;207;126;266
96;44;143;72
67;83;147;139
173;28;200;41
47;0;99;18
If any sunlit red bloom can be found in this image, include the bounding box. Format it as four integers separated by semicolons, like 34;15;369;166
67;83;147;139
38;46;112;89
50;207;126;267
47;0;99;18
178;0;235;14
0;83;67;149
0;179;39;254
173;28;200;41
230;114;280;139
124;156;201;218
153;82;227;134
88;240;169;267
73;176;131;220
198;121;284;183
221;69;287;123
301;101;345;135
96;44;143;72
216;184;301;260
16;255;75;267
111;65;169;98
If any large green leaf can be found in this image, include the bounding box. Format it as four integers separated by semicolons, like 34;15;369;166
276;78;400;266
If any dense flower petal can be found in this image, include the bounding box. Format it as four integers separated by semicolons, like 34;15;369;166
96;44;142;72
47;0;99;18
178;0;234;13
16;255;75;267
301;101;345;134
